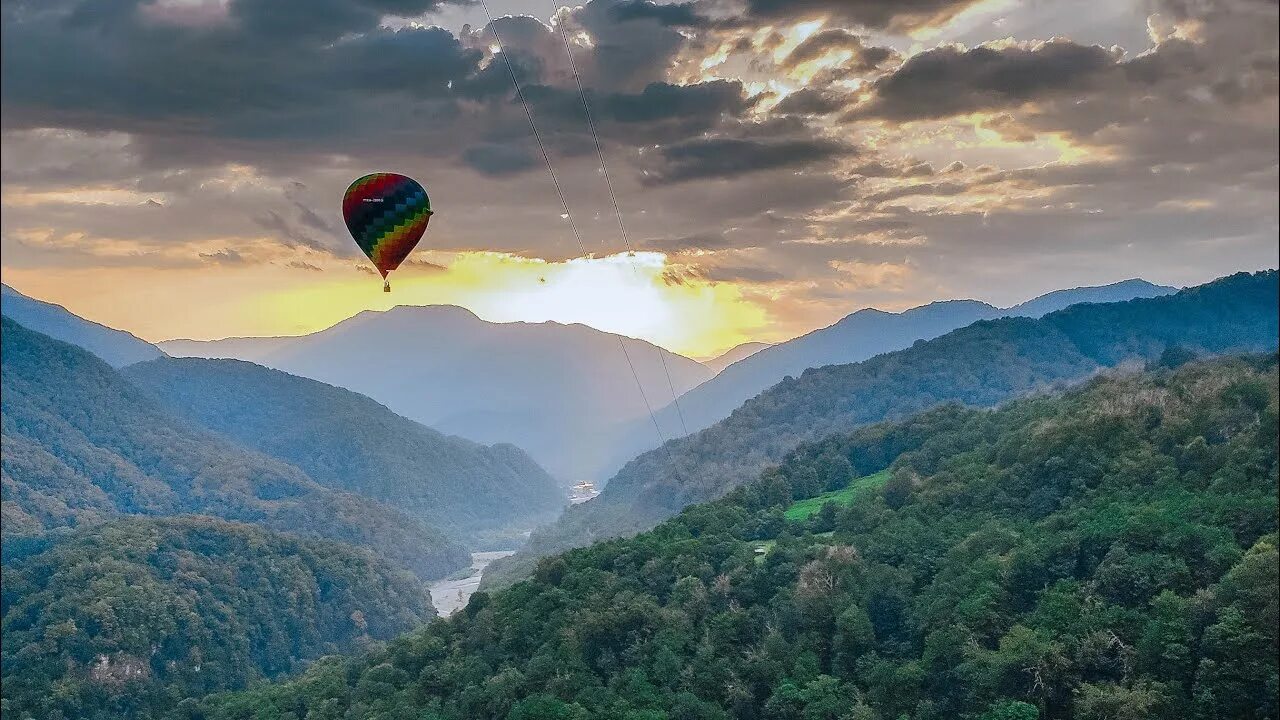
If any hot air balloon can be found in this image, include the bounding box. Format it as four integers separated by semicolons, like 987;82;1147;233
342;172;433;292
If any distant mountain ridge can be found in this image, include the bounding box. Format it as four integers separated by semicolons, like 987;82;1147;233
0;283;164;367
0;316;469;579
160;305;714;484
486;271;1275;586
124;356;564;543
702;341;772;374
649;279;1178;439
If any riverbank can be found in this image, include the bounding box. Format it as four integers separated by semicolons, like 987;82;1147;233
428;550;515;617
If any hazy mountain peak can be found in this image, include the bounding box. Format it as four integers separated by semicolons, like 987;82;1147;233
0;283;164;368
158;301;714;484
1005;278;1177;317
623;278;1186;457
703;342;773;375
383;303;481;320
901;299;1000;316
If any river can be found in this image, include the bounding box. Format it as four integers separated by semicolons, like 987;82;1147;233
428;550;514;617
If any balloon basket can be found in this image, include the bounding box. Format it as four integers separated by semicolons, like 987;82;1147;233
383;280;391;293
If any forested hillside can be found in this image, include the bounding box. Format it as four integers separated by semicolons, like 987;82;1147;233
492;271;1278;583
0;284;164;367
194;354;1278;719
124;357;563;541
0;317;469;578
0;516;435;719
643;279;1175;441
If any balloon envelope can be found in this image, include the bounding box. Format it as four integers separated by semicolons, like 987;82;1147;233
342;173;432;278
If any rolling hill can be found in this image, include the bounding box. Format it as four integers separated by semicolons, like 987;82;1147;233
123;357;564;542
160;305;713;484
488;271;1276;585
0;316;469;579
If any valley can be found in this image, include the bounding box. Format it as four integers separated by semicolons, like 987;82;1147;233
3;0;1277;716
2;271;1276;719
428;550;518;617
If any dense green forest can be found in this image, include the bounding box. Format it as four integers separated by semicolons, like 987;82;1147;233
491;270;1279;586
0;516;435;719
194;354;1278;719
0;317;469;578
124;357;563;543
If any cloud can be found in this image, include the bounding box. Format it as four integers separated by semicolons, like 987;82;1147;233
643;137;855;183
402;258;448;272
1;0;1276;343
609;1;710;28
462;143;541;176
772;89;853;116
699;264;786;282
847;40;1123;122
199;248;247;265
253;210;332;253
780;29;893;70
740;0;986;32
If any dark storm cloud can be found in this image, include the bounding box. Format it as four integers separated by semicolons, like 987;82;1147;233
570;0;695;90
643;137;854;184
603;81;751;123
0;0;769;182
512;79;754;152
848;40;1122;122
1;1;485;166
741;0;985;31
610;1;710;27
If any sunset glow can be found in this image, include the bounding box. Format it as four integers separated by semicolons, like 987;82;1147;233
1;251;778;357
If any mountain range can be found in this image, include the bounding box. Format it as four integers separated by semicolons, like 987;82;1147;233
0;316;470;579
0;270;1274;719
485;271;1278;586
160;305;713;484
189;353;1280;720
647;278;1178;439
156;280;1174;486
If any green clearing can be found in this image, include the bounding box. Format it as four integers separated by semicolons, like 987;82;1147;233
783;469;890;521
750;539;776;563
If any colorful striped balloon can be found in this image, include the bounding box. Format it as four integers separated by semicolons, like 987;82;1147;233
342;172;433;291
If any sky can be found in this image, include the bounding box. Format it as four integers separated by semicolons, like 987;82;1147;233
1;0;1276;358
